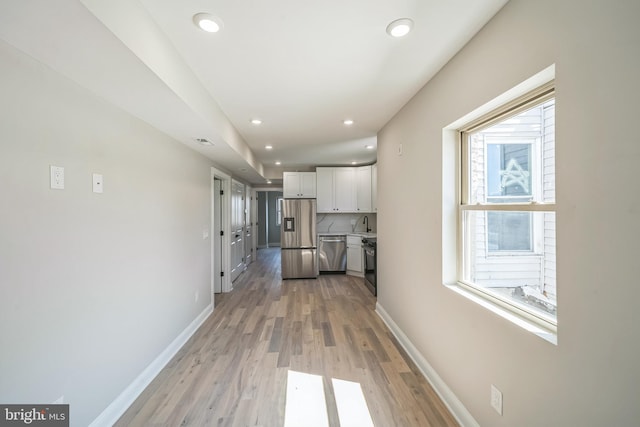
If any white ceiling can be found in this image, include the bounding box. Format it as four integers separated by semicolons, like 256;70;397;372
0;0;508;184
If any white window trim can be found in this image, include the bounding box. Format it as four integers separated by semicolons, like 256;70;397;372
483;136;538;203
442;66;557;344
276;197;283;226
460;92;556;323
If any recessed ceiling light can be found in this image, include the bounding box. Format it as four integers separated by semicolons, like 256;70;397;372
265;145;273;150
193;13;223;33
351;161;357;165
267;180;272;184
365;145;374;150
386;18;414;38
275;161;281;165
251;119;263;125
343;119;354;126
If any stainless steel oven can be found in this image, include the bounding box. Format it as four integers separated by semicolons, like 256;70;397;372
362;238;376;296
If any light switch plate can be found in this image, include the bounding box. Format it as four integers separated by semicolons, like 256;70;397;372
93;173;103;193
50;166;64;189
491;384;503;415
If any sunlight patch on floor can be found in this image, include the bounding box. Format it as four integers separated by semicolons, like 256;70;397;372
332;377;375;427
284;370;329;427
284;370;376;427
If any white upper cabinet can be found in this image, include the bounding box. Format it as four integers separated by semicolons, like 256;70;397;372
317;166;374;213
333;168;356;212
299;173;317;197
371;163;377;212
283;172;316;198
317;167;355;212
356;165;372;212
315;168;334;211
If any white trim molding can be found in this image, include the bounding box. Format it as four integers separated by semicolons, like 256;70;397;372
89;304;213;427
375;302;480;427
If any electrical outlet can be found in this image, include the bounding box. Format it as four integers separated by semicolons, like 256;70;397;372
397;143;403;156
491;384;503;415
50;166;64;189
195;291;199;303
92;173;103;193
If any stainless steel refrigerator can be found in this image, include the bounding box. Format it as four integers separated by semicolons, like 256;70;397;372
281;198;318;279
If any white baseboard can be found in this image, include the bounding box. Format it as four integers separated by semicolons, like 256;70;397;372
375;302;479;427
89;304;213;427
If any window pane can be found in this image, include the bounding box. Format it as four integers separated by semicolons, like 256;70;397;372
486;143;532;200
487;211;532;252
463;210;556;322
468;99;555;204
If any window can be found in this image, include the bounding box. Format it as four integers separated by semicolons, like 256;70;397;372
459;85;556;327
276;197;283;226
485;138;537;253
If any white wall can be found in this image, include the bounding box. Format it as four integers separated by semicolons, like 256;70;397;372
0;41;213;426
377;0;640;426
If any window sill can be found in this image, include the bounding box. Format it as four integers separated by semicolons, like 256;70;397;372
445;282;557;345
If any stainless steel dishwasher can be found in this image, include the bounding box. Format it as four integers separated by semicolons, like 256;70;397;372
318;235;347;273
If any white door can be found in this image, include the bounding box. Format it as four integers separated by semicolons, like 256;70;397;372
230;180;245;282
213;178;223;293
244;186;253;265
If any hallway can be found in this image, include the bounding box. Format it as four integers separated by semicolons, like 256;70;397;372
116;248;458;426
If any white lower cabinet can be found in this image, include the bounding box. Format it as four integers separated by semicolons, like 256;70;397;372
346;235;363;275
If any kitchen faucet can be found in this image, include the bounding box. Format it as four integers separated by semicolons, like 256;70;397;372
363;216;371;233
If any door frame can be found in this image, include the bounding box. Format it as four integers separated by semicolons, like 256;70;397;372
254;187;283;250
211;167;232;296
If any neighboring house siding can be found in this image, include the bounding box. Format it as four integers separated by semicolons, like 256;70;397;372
542;101;557;300
470;103;556;294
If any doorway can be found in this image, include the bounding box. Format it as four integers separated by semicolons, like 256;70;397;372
257;191;283;248
211;167;231;296
213;178;223;293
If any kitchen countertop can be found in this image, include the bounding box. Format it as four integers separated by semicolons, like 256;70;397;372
318;232;376;238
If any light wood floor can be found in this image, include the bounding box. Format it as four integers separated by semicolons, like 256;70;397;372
116;248;458;427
